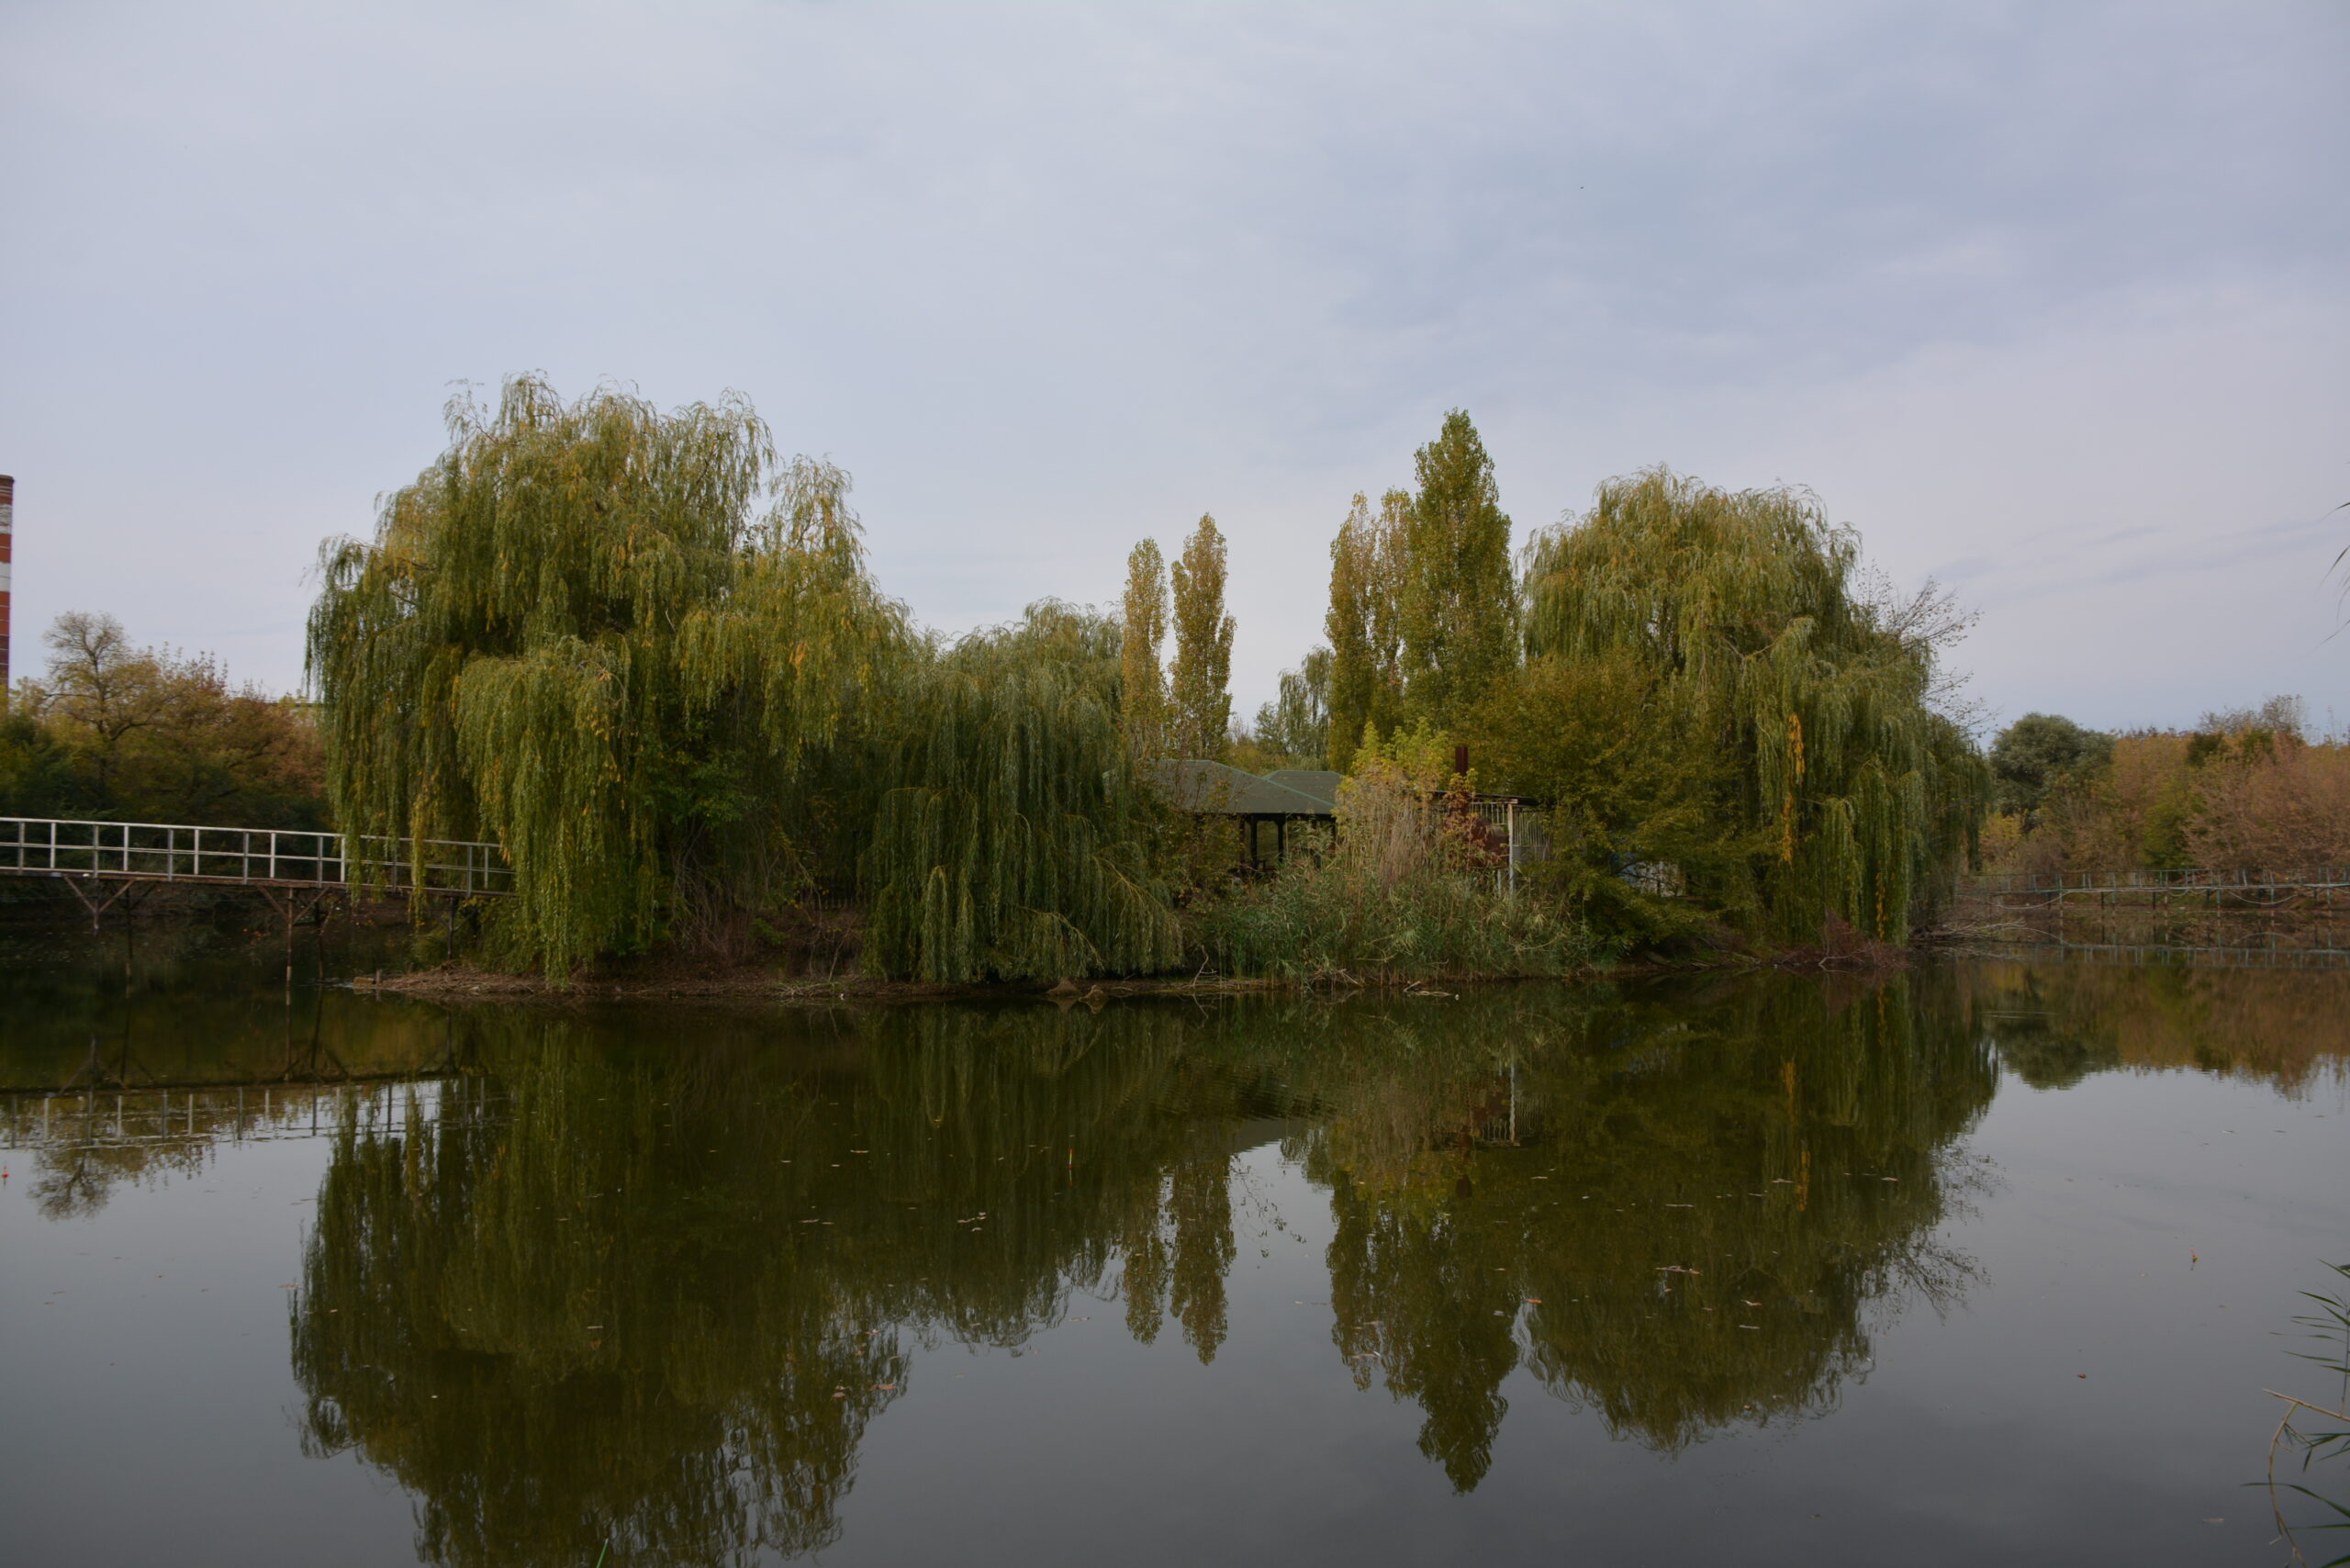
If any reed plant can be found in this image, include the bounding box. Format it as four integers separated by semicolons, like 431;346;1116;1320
1187;764;1595;983
2265;1260;2350;1567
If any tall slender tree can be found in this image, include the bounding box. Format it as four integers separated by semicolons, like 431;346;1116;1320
1169;515;1235;758
1118;539;1169;756
1324;491;1406;767
1398;411;1516;725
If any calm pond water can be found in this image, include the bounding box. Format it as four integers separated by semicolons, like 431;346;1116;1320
3;939;2346;1566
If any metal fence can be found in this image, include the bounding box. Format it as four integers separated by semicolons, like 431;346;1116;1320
1440;798;1550;893
1964;866;2350;895
1982;939;2350;972
0;816;511;897
0;1080;469;1157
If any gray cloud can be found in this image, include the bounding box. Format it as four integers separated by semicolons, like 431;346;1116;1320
2;0;2343;732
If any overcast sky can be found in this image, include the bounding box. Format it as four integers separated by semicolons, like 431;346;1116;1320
5;1;2344;734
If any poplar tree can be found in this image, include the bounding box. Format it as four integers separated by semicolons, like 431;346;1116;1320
1398;411;1516;724
1118;539;1169;756
1324;491;1406;768
1168;515;1234;758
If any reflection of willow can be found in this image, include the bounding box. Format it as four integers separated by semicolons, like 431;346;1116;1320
1292;974;1995;1488
289;1004;1268;1568
1965;961;2350;1092
283;975;2002;1551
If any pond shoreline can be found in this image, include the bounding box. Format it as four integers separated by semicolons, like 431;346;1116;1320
360;946;1889;1003
360;964;1576;1004
364;967;1284;1003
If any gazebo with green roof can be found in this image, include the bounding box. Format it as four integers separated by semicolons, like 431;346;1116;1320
1143;759;1336;868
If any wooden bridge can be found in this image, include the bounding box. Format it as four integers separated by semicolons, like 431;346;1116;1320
0;817;510;973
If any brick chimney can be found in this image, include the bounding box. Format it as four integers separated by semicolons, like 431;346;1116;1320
0;475;12;705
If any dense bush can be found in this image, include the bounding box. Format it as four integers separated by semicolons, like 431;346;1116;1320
3;610;324;827
1188;764;1595;982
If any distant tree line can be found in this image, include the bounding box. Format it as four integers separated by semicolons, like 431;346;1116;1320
1;610;324;828
1983;697;2350;872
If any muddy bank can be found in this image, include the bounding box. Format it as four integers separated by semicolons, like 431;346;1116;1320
363;964;1302;1004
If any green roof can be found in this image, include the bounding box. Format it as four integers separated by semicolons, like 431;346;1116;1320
1144;759;1336;816
1264;769;1343;805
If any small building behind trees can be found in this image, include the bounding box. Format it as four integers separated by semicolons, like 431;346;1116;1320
1144;759;1335;868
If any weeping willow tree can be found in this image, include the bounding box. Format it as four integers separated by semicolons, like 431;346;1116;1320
862;602;1183;982
307;376;906;976
1520;468;1986;944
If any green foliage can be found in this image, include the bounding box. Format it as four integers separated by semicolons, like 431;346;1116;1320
1472;650;1742;947
1988;712;2113;821
0;709;73;816
1169;514;1235;758
1320;411;1514;761
1248;646;1332;769
1348;714;1462;792
308;376;905;977
862;602;1182;983
1118;538;1169;756
1189;765;1592;982
7;610;324;826
1325;490;1407;767
309;377;1204;981
1398;410;1516;726
1522;468;1986;944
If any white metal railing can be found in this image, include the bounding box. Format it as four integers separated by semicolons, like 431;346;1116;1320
1962;867;2350;898
0;817;511;897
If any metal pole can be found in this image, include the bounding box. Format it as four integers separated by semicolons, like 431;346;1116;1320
0;476;14;705
1506;801;1516;896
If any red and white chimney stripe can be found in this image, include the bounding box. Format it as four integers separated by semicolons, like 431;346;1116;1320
0;475;13;700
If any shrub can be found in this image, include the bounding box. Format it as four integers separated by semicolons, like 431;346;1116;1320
1187;766;1595;983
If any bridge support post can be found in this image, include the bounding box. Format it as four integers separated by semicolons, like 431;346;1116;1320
257;886;330;993
59;875;135;935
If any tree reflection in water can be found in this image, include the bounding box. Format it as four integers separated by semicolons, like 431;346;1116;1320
13;942;2345;1562
269;977;2005;1561
1302;972;1992;1485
